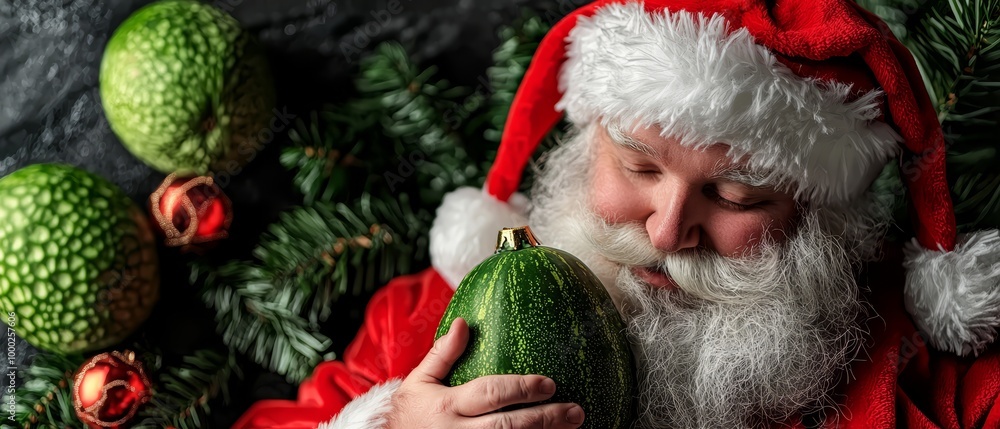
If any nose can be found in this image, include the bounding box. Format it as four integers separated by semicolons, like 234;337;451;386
646;183;701;253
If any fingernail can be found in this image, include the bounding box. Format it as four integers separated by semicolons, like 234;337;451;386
540;378;555;394
566;406;584;424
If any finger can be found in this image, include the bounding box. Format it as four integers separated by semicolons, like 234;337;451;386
471;403;584;429
452;374;556;416
414;317;469;382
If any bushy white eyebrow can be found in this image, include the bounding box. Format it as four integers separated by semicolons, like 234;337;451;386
711;165;778;189
605;123;786;192
606;123;657;157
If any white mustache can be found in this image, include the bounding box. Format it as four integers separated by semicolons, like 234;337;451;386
573;212;785;304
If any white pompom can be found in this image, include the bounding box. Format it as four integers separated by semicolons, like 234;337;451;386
903;229;1000;356
429;187;529;289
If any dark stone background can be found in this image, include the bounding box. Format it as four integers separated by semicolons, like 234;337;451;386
0;0;582;426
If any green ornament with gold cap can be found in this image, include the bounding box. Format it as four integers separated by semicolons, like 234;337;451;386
0;164;160;355
435;226;636;429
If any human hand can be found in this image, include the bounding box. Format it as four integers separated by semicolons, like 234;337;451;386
385;318;585;428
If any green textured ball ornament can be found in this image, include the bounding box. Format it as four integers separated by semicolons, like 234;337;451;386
100;0;276;175
0;164;160;354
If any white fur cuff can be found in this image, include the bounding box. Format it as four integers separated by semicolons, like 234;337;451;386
317;379;403;429
429;186;529;289
903;230;1000;356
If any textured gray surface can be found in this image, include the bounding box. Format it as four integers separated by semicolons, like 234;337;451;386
0;0;151;193
0;0;578;425
0;0;560;194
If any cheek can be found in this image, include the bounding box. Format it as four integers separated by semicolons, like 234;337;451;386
704;209;797;257
588;159;644;222
706;218;766;256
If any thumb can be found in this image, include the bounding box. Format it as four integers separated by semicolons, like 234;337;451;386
415;318;470;383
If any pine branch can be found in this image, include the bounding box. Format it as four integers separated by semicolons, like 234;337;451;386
919;0;1000;230
196;262;333;384
356;42;483;201
358;42;468;139
133;349;239;429
195;194;430;383
479;11;552;144
7;352;84;429
282;42;477;207
280;107;380;205
471;10;564;194
905;0;1000;121
253;194;428;322
860;0;1000;232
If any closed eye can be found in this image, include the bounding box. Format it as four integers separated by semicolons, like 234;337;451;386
703;185;764;211
621;163;659;178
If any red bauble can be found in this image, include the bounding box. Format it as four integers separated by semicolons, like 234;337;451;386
149;173;233;251
72;351;153;429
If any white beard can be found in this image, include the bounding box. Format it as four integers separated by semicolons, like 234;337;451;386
528;126;873;428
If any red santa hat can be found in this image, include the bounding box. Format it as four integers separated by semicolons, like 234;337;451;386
429;0;1000;356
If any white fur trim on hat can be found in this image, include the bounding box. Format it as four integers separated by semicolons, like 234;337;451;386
556;2;901;205
430;186;529;289
317;379;402;429
903;230;1000;356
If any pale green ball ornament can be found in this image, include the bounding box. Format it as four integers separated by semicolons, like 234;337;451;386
100;0;276;175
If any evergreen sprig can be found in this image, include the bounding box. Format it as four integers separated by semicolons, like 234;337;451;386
6;347;238;429
133;349;239;429
479;12;553;145
281;108;381;205
358;42;483;202
253;194;429;322
282;42;479;207
905;0;1000;121
472;11;564;194
860;0;1000;232
196;194;430;383
196;261;334;384
8;352;84;429
903;0;1000;230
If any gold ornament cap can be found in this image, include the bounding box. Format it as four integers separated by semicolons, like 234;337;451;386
495;226;541;253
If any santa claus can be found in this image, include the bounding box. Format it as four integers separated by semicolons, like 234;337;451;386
235;0;1000;428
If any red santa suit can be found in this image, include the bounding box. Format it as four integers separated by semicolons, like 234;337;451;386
233;246;1000;428
236;0;1000;426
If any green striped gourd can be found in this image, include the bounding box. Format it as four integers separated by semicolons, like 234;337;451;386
435;226;636;428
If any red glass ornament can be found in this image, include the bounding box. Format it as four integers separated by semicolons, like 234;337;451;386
72;351;152;429
149;173;233;251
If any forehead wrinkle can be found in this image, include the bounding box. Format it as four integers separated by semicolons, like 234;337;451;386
606;122;658;157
